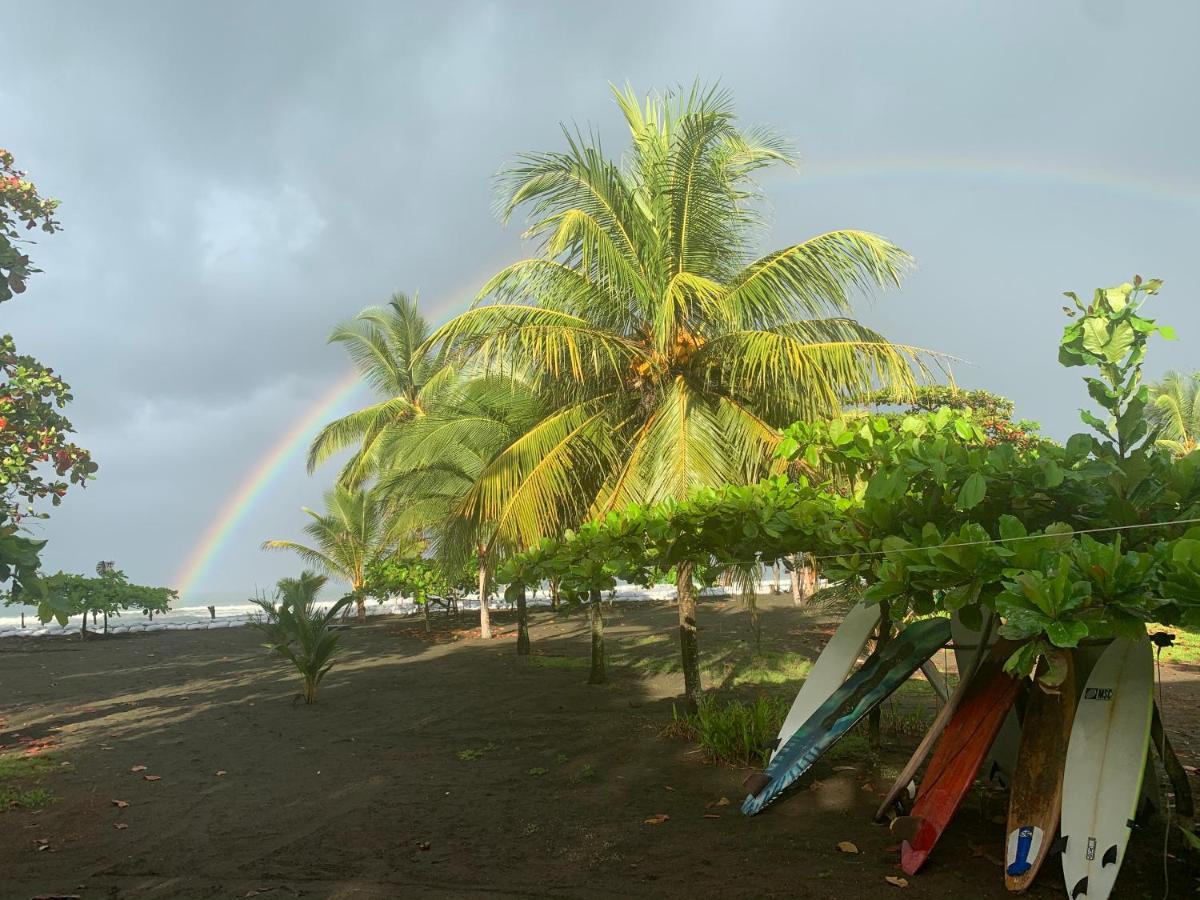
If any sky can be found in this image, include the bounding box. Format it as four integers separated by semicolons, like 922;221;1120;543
3;0;1198;602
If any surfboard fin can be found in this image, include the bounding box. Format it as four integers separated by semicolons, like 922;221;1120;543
742;772;771;797
1048;835;1068;855
889;815;924;842
1071;876;1088;898
762;738;780;753
1102;844;1118;866
988;760;1008;789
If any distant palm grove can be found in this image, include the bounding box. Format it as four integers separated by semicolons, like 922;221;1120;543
268;83;930;637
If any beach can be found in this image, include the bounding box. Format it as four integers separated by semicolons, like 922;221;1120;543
2;594;1196;899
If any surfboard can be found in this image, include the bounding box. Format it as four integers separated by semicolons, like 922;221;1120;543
1060;637;1153;900
768;600;881;763
952;611;1020;782
899;642;1022;875
1004;653;1076;892
875;613;999;822
741;617;951;816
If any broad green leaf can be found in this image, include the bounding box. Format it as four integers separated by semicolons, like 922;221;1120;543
956;472;987;510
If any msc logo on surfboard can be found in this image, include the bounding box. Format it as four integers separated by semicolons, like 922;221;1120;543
1083;687;1113;701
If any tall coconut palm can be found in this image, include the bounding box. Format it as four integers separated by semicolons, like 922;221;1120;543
425;83;933;707
307;293;451;488
262;486;394;620
1148;370;1200;457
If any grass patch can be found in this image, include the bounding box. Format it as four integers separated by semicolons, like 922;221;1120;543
456;743;498;761
0;786;52;810
664;695;789;767
0;752;55;813
725;652;812;687
528;655;589;670
0;754;53;780
1160;628;1200;665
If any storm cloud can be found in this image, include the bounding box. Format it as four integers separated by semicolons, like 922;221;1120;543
4;0;1197;599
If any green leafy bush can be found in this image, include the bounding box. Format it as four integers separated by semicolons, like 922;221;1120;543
666;695;789;767
254;571;352;704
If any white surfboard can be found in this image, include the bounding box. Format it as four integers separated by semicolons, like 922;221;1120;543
951;611;1020;781
769;600;880;762
1061;637;1154;900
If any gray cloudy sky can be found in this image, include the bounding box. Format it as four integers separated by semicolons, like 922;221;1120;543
4;0;1198;601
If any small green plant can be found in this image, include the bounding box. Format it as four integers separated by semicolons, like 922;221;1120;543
253;571;352;704
665;695;789;767
526;767;548;776
569;763;597;784
456;743;498;761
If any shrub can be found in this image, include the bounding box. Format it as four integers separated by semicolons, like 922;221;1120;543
254;571;352;704
666;695;789;767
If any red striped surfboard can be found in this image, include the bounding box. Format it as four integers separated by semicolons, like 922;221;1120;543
900;643;1022;876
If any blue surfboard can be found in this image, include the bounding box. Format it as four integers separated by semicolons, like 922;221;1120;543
742;617;952;816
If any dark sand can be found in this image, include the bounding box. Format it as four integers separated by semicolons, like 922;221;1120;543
2;595;1196;899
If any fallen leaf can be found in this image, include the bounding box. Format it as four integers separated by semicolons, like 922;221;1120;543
703;814;720;819
706;797;730;808
114;823;128;830
111;799;129;808
836;841;860;854
1184;764;1199;775
418;841;431;851
215;770;227;777
143;775;161;782
861;783;875;792
662;785;676;791
130;765;147;773
643;814;670;825
832;765;857;772
884;875;909;888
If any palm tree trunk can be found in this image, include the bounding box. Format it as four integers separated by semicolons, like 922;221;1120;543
676;561;702;713
516;583;531;656
478;549;492;639
587;587;605;684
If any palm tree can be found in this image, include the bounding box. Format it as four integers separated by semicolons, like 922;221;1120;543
253;571;352;704
1148;370;1200;457
425;83;932;707
307;293;452;487
262;486;393;620
377;375;579;639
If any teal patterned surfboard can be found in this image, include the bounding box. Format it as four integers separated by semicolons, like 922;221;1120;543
742;617;952;816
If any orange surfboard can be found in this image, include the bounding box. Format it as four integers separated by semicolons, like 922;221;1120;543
900;643;1022;876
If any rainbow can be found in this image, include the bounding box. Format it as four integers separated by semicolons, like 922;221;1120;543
172;369;365;598
173;158;1199;599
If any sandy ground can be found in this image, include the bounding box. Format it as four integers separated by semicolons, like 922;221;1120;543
1;595;1196;899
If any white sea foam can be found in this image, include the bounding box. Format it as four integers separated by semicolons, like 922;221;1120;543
0;577;798;640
